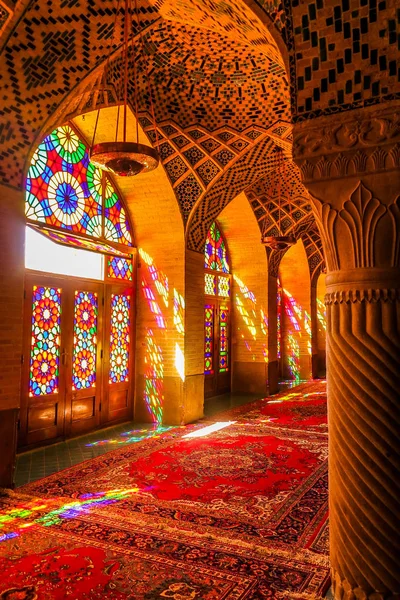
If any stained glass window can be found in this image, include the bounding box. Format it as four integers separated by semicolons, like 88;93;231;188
31;227;130;257
218;276;230;298
204;305;214;375
219;306;229;373
204;222;229;273
26;125;102;236
205;273;216;296
107;256;133;281
26;124;134;251
72;291;98;390
104;179;132;246
109;293;131;384
29;286;61;397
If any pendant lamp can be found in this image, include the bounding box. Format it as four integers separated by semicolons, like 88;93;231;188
90;0;159;176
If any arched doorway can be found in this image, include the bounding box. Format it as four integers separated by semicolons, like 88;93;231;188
20;124;135;449
204;221;231;398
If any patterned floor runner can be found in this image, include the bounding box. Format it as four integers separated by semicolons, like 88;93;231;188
0;380;330;599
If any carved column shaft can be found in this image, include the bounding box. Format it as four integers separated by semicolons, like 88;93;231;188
326;274;400;600
294;103;400;600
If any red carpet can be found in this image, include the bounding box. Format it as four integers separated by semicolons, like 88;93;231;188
0;381;329;599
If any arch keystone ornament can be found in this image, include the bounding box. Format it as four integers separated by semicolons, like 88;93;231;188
293;104;400;600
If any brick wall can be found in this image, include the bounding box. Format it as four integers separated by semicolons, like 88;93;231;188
218;192;269;393
0;184;25;411
279;240;312;381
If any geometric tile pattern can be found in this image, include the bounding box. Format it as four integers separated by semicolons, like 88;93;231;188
164;156;189;184
196;159;220;186
0;0;161;186
187;136;279;251
246;160;312;238
288;0;400;120
106;20;291;132
183;146;206;166
256;0;400;120
137;117;263;224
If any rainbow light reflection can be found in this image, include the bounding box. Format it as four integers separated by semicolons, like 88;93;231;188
317;298;327;331
0;488;141;543
142;278;166;329
85;424;171;447
139;249;169;307
144;329;164;423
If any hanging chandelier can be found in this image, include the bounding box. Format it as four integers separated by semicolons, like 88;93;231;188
261;149;296;251
90;0;159;176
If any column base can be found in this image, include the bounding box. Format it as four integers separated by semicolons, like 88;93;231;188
331;568;400;600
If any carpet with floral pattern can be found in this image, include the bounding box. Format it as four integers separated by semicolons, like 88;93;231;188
0;381;330;599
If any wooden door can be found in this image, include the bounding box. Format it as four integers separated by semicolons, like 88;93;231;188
20;276;106;448
204;299;231;398
20;275;67;447
101;284;134;425
64;281;104;438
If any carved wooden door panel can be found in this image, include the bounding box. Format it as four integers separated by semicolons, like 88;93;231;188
101;285;134;425
204;300;231;399
19;275;105;448
20;275;67;447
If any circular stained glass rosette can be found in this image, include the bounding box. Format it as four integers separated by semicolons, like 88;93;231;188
86;162;103;204
51;125;86;164
47;171;86;227
28;144;48;179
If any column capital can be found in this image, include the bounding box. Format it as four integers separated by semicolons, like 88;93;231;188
292;102;400;184
310;181;400;273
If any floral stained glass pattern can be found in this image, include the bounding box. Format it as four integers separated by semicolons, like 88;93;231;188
219;306;229;373
218;276;230;298
204;222;229;273
72;291;98;390
25;124;134;250
204;273;216;296
29;286;61;397
107;256;133;281
204;305;214;375
109;294;131;384
104;179;132;246
26;125;102;237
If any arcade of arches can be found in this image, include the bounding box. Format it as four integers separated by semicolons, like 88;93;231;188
0;1;399;599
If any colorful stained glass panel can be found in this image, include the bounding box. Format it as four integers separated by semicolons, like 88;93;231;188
219;306;229;373
109;294;131;384
107;256;133;281
26;125;103;237
204;221;229;273
104;179;132;246
204;305;214;375
31;226;130;257
72;291;98;390
29;286;61;396
218;276;230;298
204;273;216;296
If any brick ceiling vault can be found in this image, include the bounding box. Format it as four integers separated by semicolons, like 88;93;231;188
0;0;397;267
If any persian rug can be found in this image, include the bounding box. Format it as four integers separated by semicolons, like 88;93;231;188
1;381;330;599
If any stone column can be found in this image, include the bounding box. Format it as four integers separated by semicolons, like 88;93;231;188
293;102;400;600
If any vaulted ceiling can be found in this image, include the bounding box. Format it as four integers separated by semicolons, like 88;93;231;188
0;0;398;275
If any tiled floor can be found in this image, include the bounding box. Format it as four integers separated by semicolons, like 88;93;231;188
14;423;172;488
